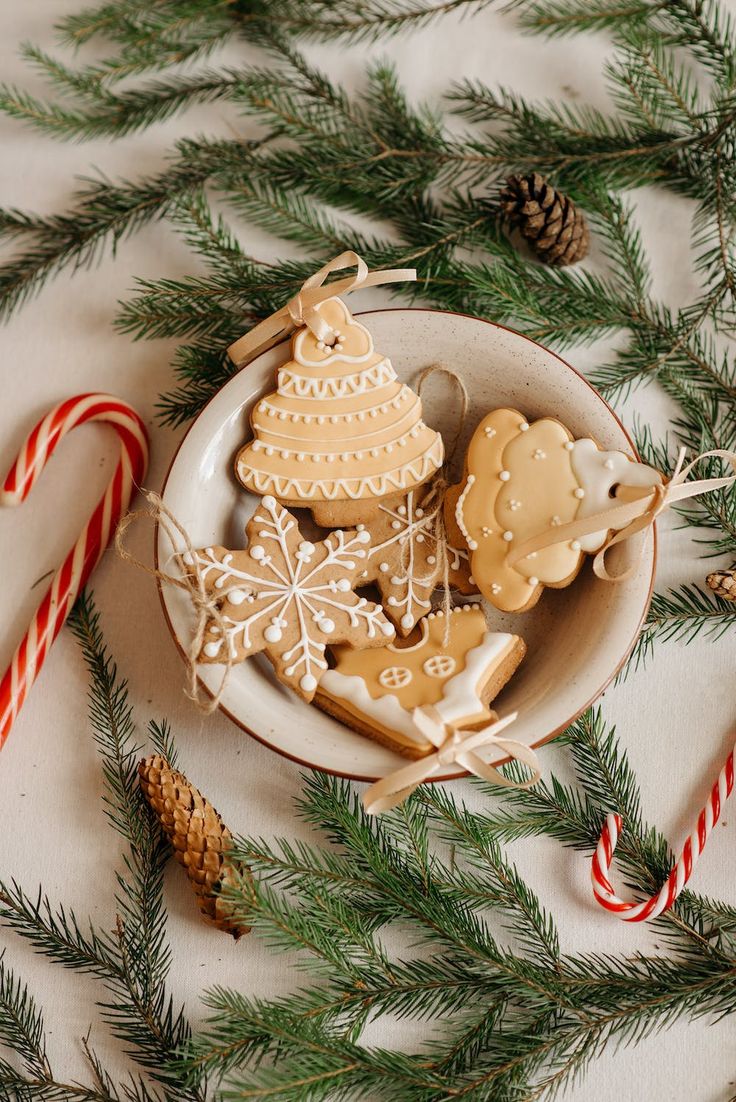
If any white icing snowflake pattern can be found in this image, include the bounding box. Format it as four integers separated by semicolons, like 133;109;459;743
185;496;394;701
360;487;475;635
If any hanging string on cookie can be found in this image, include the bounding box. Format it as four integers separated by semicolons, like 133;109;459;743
416;363;471;640
115;492;238;713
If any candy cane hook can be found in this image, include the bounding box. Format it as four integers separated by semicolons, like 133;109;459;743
591;747;735;921
0;393;149;750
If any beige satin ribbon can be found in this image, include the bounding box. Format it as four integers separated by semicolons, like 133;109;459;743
363;707;541;815
227;250;417;368
506;447;736;582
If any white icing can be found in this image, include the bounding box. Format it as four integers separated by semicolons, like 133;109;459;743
379;666;413;688
277;358;396;399
239;437;444;501
423;654;456;678
570;439;661;552
455;475;478;550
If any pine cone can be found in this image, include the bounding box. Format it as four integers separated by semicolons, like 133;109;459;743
706;568;736;602
139;755;251;939
500;173;589;266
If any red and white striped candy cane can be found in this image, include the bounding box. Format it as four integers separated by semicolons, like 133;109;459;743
592;747;735;921
0;393;149;750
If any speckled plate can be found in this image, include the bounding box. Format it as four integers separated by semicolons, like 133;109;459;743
157;309;656;781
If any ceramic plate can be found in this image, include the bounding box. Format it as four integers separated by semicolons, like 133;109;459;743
157;309;656;781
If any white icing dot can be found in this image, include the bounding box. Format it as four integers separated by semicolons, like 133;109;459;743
533;449;546;460
285;665;295;676
250;545;266;560
203;641;221;658
398;505;407;516
264;625;282;643
341;453;350;461
313;454;321;463
336;578;351;591
267;408;276;417
416;508;424;518
574;488;585;499
300;673;318;693
571;540;581;551
468;538;478;550
317;416;325;425
499;470;511;481
356;530;370;544
228;589;248;606
528;576;539;586
564;441;574;451
491;583;502;594
318;617;335;634
416;534;425;543
330;415;339;424
427;555;436;564
325;455;335;463
482;526;491;537
263;495;276;508
371;449;379;458
379;562;390;572
550;516;561;527
297;453;305;462
278;412;287;420
370;408;378;418
519;421;529;432
380;621;395;636
265;446;274;456
503;531;514;542
484;426;496;438
604;458;615;470
400;613;414;630
391;520;402;530
508;500;521;511
299;540;315;555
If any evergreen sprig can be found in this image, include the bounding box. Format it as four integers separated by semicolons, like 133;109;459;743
2;0;736;1097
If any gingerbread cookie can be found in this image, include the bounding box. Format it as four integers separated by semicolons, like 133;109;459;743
316;604;525;759
357;484;477;636
235;296;444;527
183;495;395;702
445;408;661;612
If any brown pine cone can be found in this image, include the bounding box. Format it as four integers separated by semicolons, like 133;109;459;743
706;569;736;602
139;754;251;939
500;173;589;266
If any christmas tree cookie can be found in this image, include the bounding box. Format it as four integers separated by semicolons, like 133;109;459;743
316;604;525;759
235;296;444;526
445;408;661;612
183;496;394;702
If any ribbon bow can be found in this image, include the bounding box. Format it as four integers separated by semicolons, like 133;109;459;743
507;447;736;582
227;251;417;368
362;707;541;815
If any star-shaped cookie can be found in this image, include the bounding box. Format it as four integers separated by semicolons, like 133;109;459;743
183;495;395;701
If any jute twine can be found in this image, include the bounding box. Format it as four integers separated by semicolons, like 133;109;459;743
115;491;238;714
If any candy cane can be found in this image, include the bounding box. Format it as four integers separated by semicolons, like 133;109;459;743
592;747;735;921
0;394;149;750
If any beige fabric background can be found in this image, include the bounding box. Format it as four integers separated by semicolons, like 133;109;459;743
1;2;735;1098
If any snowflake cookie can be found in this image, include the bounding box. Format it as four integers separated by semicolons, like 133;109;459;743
357;484;477;636
183;496;395;702
444;408;661;612
316;604;526;759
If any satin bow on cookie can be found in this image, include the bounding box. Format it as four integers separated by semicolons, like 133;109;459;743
227;251;416;368
507;447;736;581
363;707;541;815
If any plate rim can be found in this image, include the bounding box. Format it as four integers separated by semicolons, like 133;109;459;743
155;306;657;781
